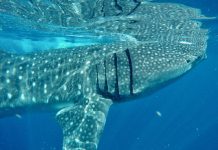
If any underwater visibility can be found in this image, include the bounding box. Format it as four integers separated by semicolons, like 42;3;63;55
0;0;216;150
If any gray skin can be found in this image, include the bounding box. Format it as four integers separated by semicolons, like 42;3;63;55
0;1;208;150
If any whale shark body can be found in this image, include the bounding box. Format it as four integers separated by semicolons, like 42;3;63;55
0;0;209;150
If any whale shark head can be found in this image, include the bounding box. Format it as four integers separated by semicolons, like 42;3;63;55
94;40;207;103
0;1;210;150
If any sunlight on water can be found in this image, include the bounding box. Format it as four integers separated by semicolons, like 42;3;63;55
0;13;134;53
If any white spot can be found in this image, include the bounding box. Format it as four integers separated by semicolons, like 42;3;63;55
63;85;67;91
55;75;59;79
31;71;35;74
7;93;12;99
21;57;24;60
6;79;10;83
86;61;91;65
6;70;10;74
78;84;82;90
32;97;36;102
55;96;59;100
66;71;70;75
19;66;23;70
21;94;25;100
179;41;192;45
75;138;80;142
32;82;36;87
156;111;162;117
18;76;23;80
68;58;72;62
44;84;47;88
44;89;47;94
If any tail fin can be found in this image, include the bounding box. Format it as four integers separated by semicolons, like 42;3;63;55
56;96;112;150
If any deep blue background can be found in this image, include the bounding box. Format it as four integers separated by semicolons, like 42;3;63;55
0;0;218;150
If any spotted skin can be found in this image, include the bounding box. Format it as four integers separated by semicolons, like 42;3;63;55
0;1;209;150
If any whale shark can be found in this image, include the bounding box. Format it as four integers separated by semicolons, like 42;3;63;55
0;0;209;150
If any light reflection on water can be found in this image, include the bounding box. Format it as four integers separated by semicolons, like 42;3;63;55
0;13;128;54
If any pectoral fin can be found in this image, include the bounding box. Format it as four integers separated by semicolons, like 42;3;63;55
56;96;112;150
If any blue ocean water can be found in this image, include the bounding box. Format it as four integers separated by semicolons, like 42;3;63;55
0;0;217;150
